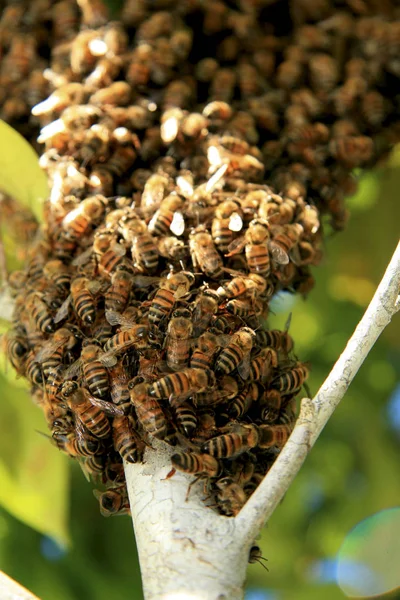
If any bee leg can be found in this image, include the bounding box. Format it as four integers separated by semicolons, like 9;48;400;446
185;475;201;501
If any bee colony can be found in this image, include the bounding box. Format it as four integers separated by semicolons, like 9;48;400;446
2;0;400;518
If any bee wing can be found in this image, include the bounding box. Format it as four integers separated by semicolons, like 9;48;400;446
71;247;93;266
105;309;135;328
215;334;231;348
284;312;292;333
111;242;127;257
237;354;251;380
98;350;118;368
54;295;72;324
269;241;289;265
206;163;228;192
88;396;125;417
64;358;82;379
288;246;302;266
170;212;185;236
132;275;160;289
78;458;92;483
225;236;246;257
169;390;194;408
35;338;65;363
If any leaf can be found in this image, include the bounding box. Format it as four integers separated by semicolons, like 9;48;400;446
0;120;48;222
0;370;70;546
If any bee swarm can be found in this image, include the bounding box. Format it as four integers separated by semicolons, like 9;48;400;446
2;0;400;518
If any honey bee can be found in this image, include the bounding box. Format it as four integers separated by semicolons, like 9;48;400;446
26;292;55;334
190;332;219;370
113;415;145;464
140;173;170;217
229;382;262;419
157;236;187;262
129;382;169;440
4;333;28;375
260;390;284;423
67;342;115;399
174;402;197;436
103;322;150;355
248;546;269;571
52;0;79;40
192;290;219;337
76;0;108;27
171;451;221;498
109;363;131;414
257;423;294;448
194;376;238;407
94;485;130;517
42;260;71;291
276;59;304;90
162;79;194;110
189;226;224;280
53;429;102;458
62;196;107;240
98;244;127;279
89;81;132;106
148;195;185;237
32;83;86;116
308;53;339;93
79;455;105;482
247;348;278;382
105;267;134;313
165;315;193;372
256;326;294;354
215;327;254;377
70;276;100;325
271;363;309;395
150;368;215;405
119;215;159;272
121;0;147;26
329;136;374;168
215;477;247;516
35;327;79;377
226;297;264;319
211;67;236;102
148;272;194;328
191;412;218;445
2;34;37;83
79;124;111;166
226;219;271;276
211;199;243;253
201;423;259;459
202;100;233;122
270;223;304;263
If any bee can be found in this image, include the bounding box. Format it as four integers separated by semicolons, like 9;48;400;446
76;0;109;27
42;260;71;291
150;368;215;405
248;546;269;571
62;195;107;240
52;0;79;40
329;136;374;168
79;124;111;166
121;0;147;26
296;204;320;237
67;342;115;399
89;81;132;106
215;327;254;377
308;53;338;93
226;297;264;318
276;58;303;90
270;223;304;262
229;383;262;419
140;173;170;217
25;350;43;385
174;402;197;436
148;195;185;237
26;292;54;334
113;416;145;464
129;382;169;440
201;423;259;459
271;363;309;395
104;323;150;355
215;477;247;516
32;82;86;116
179;112;209;142
105;267;134;313
171;451;221;499
217;273;267;301
211;199;243;253
226;219;271;276
257;423;294;448
35;327;79;377
53;429;102;458
4;334;29;375
148;272;194;329
194;376;238;407
210;68;236;102
98;244;127;279
165;315;193;372
162;79;194;110
79;455;105;482
256;327;294;354
104;138;138;179
260;390;284;423
2;34;37;82
191;412;218;445
202;100;233;122
189;226;224;280
109;363;131;414
70;276;100;325
247;348;278;382
192;290;219;337
94;485;130;517
120;215;159;272
157;236;187;262
190;332;219;370
63;381;122;440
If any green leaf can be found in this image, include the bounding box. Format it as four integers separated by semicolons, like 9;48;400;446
0;370;70;547
0;120;48;222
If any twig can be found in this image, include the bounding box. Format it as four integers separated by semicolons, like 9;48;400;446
125;241;400;600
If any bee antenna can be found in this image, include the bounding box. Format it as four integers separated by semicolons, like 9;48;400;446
284;312;292;332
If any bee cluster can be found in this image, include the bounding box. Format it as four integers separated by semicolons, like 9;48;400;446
2;0;400;517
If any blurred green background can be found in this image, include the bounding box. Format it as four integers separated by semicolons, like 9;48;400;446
0;156;399;600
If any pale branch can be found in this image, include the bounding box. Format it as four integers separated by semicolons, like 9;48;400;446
237;239;400;537
124;241;400;600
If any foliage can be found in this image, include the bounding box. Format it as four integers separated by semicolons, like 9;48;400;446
0;121;48;222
